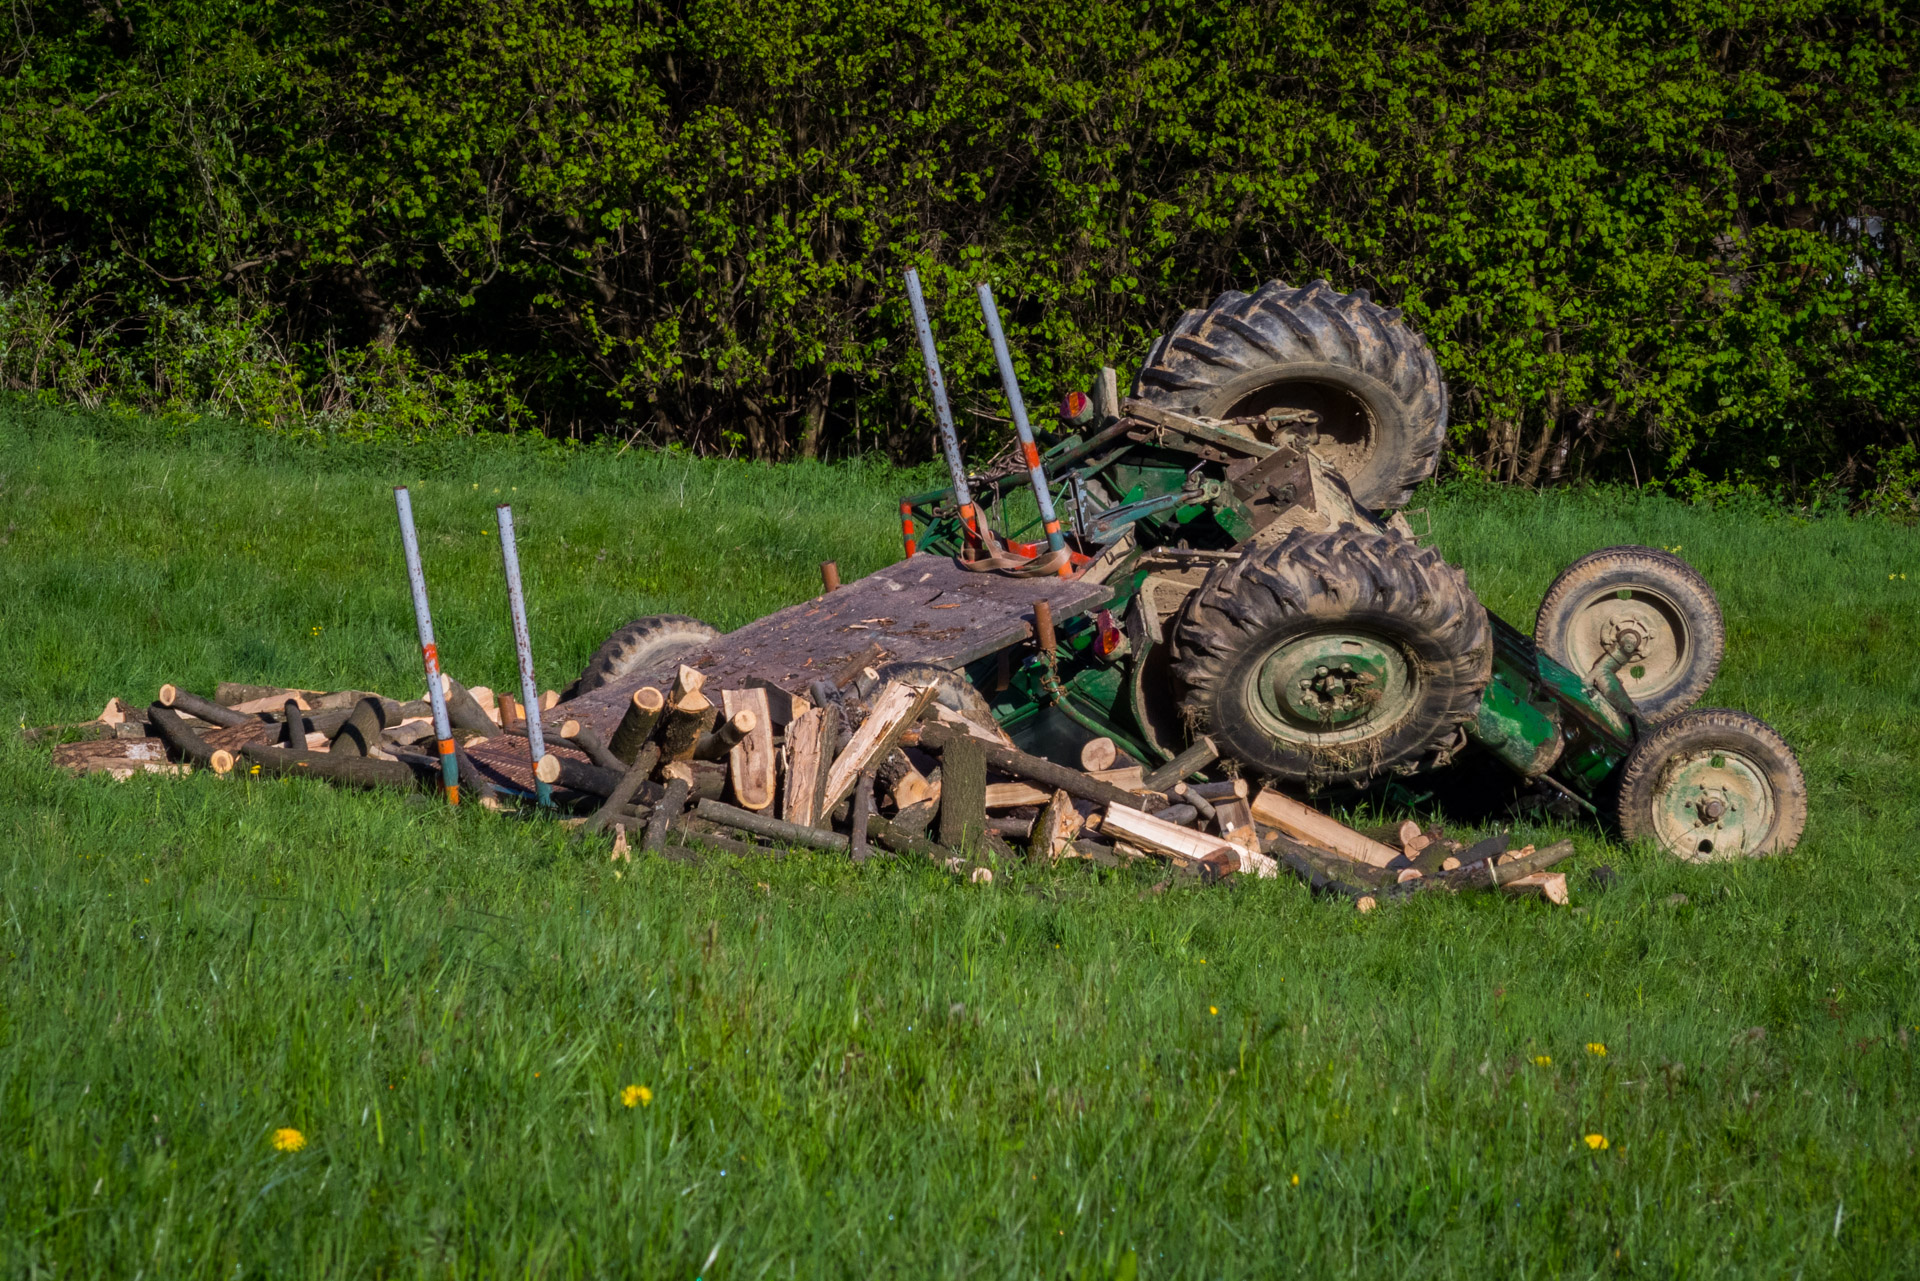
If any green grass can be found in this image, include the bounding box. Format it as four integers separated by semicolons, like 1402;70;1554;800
2;402;1918;1277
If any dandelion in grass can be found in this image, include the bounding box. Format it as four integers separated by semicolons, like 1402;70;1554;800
621;1084;652;1108
271;1127;307;1152
1290;1174;1300;1186
1584;1133;1609;1150
1533;1055;1552;1066
1587;1042;1607;1057
1209;1006;1219;1016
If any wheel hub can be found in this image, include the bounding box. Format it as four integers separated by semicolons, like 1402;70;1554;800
1653;748;1777;862
1254;632;1414;743
1571;589;1688;698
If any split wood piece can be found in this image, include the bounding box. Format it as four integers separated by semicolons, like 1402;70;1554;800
329;697;387;757
96;697;136;725
1102;803;1237;868
742;677;805;729
1079;737;1118;772
781;706;828;828
535;752;624;798
1497;871;1570;905
917;721;1165;814
981;767;1149;809
938;732;987;850
583;743;664;837
609;687;667;764
720;688;776;811
1250;787;1400;869
454;743;500;806
541;690;560;711
890;798;937;840
1214;797;1259;850
468;686;499;721
240;743;429;791
693;709;753;760
927;701;1017;749
1030;789;1082;861
821;681;939;815
657;689;717;765
673;664;707;699
22;721;131;745
1140;736;1219;793
440;676;499;738
696;798;850;853
564;722;627;773
645;777;691;853
159;685;256;729
1427;839;1575;893
850;771;876;863
148;705;227;770
53;737;191;780
662;759;729;801
889;763;935;810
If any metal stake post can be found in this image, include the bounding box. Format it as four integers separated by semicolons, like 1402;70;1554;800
394;487;460;804
495;504;551;806
976;283;1068;553
903;269;982;547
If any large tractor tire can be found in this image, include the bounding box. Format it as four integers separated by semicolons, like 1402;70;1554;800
1132;279;1448;511
566;614;719;699
1534;546;1723;725
1612;708;1806;860
1171;525;1492;787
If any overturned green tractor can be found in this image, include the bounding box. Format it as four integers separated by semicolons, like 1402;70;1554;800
891;279;1807;861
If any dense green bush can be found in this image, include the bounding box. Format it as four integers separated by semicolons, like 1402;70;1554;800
2;0;1915;499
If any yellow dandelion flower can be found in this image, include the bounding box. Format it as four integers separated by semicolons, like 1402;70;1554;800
271;1127;306;1152
1290;1173;1300;1186
1533;1055;1552;1066
1584;1133;1609;1150
1587;1042;1607;1057
1209;1006;1219;1016
621;1084;652;1108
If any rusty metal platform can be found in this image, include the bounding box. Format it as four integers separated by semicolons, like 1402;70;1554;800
463;553;1109;796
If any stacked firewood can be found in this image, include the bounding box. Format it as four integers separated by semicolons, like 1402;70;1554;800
27;673;1574;902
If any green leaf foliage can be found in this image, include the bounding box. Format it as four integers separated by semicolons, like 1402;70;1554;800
1;0;1915;496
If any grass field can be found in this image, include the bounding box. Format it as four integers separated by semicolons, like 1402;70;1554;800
3;401;1918;1278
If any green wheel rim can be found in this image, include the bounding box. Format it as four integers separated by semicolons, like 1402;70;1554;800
1246;630;1417;747
1651;747;1777;861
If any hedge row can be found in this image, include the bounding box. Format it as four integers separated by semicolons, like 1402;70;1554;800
3;0;1916;499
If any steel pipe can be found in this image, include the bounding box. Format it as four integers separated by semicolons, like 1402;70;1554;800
495;504;552;806
903;269;981;546
393;486;460;804
976;283;1067;553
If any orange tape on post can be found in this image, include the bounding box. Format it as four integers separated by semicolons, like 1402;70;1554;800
899;502;918;557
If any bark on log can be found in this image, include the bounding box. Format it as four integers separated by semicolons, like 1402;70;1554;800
159;685;255;728
148;705;222;767
609;687;666;764
441;676;499;737
938;733;987;850
329;697;386;757
567;724;627;773
241;743;429;790
583;744;663;837
1030;789;1082;861
279;699;306;751
781;706;828;828
534;752;625;797
644;777;690;853
1426;840;1575;892
666;821;771;860
660;758;728;801
657;691;717;764
1141;736;1220;793
866;813;956;864
1189;779;1249;802
695;798;849;853
917;722;1165;813
850;771;876;863
694;708;755;761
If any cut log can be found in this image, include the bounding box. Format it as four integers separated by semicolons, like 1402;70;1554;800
917;721;1164;813
657;689;717;764
890;766;934;810
644;777;691;853
1428;839;1575;892
821;681;939;814
148;705;222;767
1188;779;1249;802
1398;819;1431;858
781;706;828;828
1499;871;1571;905
866;813;956;864
1173;782;1217;823
497;692;519;731
534;752;624;798
541;690;559;711
721;688;776;811
53;737;186;779
1079;737;1118;772
694;708;755;761
695;798;850;853
441;676;498;737
454;743;500;806
666;821;771;861
158;685;255;728
673;664;706;699
217;682;319;708
985;781;1051;809
279;699;306;751
1155;803;1199;827
1275;846;1374;901
850;771;876;863
1101;803;1235;867
469;686;498;720
660;758;729;801
927;701;1017;749
609;687;666;764
240;743;429;790
97;697;136;725
1029;789;1082;862
938;732;987;850
329;696;386;757
1250;787;1400;868
1140;736;1219;792
1214;797;1259;850
567;724;627;773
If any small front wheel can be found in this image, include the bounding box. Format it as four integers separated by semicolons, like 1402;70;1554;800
1534;546;1723;724
1612;708;1806;860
